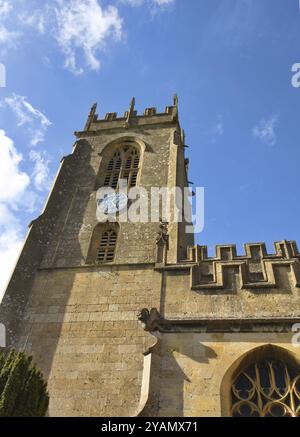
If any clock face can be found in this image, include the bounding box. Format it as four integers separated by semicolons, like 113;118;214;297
98;192;128;215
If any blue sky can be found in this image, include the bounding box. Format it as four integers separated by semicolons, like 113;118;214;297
0;0;300;297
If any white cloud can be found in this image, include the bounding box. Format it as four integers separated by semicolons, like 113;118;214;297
0;27;19;45
53;0;123;75
29;150;51;191
253;115;278;146
0;129;30;203
154;0;174;4
30;129;46;147
0;0;174;74
3;93;52;145
4;93;51;128
18;9;46;34
0;0;20;48
122;0;174;6
0;203;24;302
0;130;31;301
0;130;46;301
121;0;144;5
0;0;12;16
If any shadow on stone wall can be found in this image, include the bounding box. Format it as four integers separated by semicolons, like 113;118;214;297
32;140;95;386
140;338;217;417
0;140;95;392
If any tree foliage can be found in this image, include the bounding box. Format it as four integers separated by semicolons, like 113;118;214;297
0;349;49;417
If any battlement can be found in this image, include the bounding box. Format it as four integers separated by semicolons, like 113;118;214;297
187;240;300;262
187;241;300;292
101;106;173;121
75;97;180;137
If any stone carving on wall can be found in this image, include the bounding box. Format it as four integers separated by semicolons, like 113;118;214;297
155;221;169;265
138;308;163;332
138;308;300;334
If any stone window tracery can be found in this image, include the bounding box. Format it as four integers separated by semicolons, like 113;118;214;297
96;228;118;263
103;145;140;189
231;357;300;417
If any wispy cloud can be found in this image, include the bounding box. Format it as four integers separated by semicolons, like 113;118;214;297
121;0;144;6
29;150;51;192
52;0;174;74
253;115;278;146
0;117;52;298
53;0;123;75
153;0;174;4
3;93;52;145
0;0;12;15
0;0;175;74
0;93;53;298
1;93;52;192
123;0;174;5
211;114;224;139
18;9;46;34
4;93;51;128
0;0;124;74
0;0;21;48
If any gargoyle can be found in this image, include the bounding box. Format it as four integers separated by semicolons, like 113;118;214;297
137;308;163;332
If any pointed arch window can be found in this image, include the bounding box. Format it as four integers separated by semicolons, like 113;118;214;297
231;356;300;417
103;151;122;189
86;224;119;264
103;145;140;189
97;229;118;263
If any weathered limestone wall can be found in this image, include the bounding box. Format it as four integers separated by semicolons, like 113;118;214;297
162;241;300;320
19;266;161;416
142;333;300;417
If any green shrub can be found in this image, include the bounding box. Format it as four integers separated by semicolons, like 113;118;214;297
0;349;49;417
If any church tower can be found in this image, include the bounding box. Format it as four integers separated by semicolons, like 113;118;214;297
1;98;300;417
0;98;193;416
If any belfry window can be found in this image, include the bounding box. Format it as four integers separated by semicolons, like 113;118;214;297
103;151;122;189
86;224;119;264
231;357;300;417
103;146;140;189
97;229;117;263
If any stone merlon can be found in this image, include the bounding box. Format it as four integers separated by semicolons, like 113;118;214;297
75;97;180;137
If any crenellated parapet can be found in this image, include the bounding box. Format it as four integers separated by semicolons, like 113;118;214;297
75;96;180;137
188;241;300;292
188;240;300;262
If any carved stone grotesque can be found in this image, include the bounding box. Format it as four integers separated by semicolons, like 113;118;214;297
156;221;169;246
137;308;163;332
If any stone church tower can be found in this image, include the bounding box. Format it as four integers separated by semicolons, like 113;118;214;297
1;98;300;417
